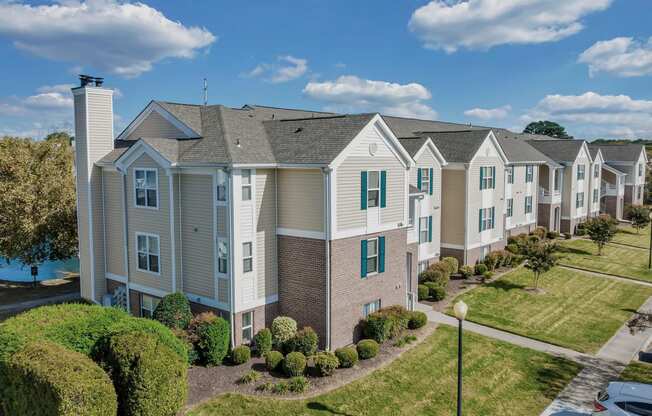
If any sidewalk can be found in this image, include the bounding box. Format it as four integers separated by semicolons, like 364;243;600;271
0;292;80;314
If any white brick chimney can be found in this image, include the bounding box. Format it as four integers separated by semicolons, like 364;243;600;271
72;77;114;303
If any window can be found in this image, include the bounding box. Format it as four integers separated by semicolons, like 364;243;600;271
134;169;158;208
419;217;429;244
506;167;514;184
408;197;416;227
363;300;381;318
137;234;160;274
506;198;513;218
367;171;380;208
594;164;600;178
216;169;228;202
418;261;428;274
242;311;253;343
241;170;252;201
217;239;228;274
525;196;533;214
525;165;534;183
242;242;253;273
366;238;378;274
553;169;561;191
576;192;585;208
480;166;495;190
639;163;644;177
419;168;430;193
593;189;599;203
577;165;585;181
479;207;495;231
140;294;160;318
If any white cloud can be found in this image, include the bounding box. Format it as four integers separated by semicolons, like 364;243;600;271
578;37;652;77
409;0;612;53
523;91;652;139
245;55;308;83
0;0;216;78
303;75;437;119
464;105;511;120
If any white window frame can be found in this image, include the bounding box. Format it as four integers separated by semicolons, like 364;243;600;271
525;196;533;214
367;170;380;208
419;168;430;193
419;217;429;244
242;242;253;273
217;238;228;274
242;311;253;343
525;165;534;183
140;294;160;319
366;237;379;275
576;192;585;208
594;164;600;178
577;165;585;181
593;188;599;203
363;299;381;318
481;166;494;190
506;198;513;218
241;169;252;201
216;169;228;204
418;261;428;274
136;232;160;275
134;168;159;209
639;163;644;177
506;167;514;184
480;207;494;231
408;197;416;227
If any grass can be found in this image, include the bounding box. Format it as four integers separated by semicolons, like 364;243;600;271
557;239;652;283
188;326;581;416
612;224;651;249
447;267;652;353
619;361;652;384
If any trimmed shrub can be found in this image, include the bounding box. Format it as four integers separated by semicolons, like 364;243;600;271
547;231;560;240
152;292;192;330
379;305;410;338
284;326;318;356
407;311;428;329
430;262;451;282
441;257;459;274
237;370;261;385
418;284;430;301
272;382;289;395
357;339;379;359
563;232;572;240
334;346;358;368
363;312;393;343
532;226;547;240
418;269;442;284
287;376;310;393
192;313;230;366
424;282;446;301
1;341;117;416
483;252;500;271
506;243;520;254
253;328;272;357
172;328;198;365
232;345;251;365
459;265;473;278
313;351;339;377
481;271;494;283
271;316;297;347
96;331;187;416
283;352;306;377
264;350;283;372
474;263;488;275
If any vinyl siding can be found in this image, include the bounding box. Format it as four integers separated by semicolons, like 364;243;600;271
125;110;185;140
277;169;323;232
411;149;442;259
74;93;92;300
255;169;278;299
505;165;537;230
103;171;126;276
441;169;465;246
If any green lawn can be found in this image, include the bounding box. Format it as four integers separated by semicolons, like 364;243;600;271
447;267;652;353
620;361;652;384
613;224;651;249
557;239;652;283
188;326;581;416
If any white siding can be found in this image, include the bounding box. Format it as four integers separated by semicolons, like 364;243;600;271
255;169;278;300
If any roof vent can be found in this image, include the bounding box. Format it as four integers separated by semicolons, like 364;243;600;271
295;127;303;133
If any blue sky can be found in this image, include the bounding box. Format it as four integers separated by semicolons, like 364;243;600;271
1;0;651;140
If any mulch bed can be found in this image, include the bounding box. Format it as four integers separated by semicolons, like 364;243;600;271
183;322;436;413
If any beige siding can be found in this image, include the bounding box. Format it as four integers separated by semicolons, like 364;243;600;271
126;153;173;292
74;93;92;300
125;110;185;140
180;174;215;298
277;169;324;232
255;169;278;299
441;169;465;246
103;171;126;276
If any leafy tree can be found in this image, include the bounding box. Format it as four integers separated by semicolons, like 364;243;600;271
523;121;573;140
0;135;77;276
629;206;651;234
583;214;618;255
45;131;73;145
523;241;558;290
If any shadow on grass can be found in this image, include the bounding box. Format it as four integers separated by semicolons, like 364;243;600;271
306;402;354;415
535;357;582;401
556;245;594;256
485;279;527;292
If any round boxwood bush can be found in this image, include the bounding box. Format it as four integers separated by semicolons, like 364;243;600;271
283;351;306;377
192;313;230;366
152;292;192;330
357;339;379;360
363;312;393;343
313;352;339;377
424;282;445;301
474;263;488;275
264;350;283;372
232;345;251;365
441;257;459;274
1;340;117;416
407;311;427;329
418;269;441;284
253;328;272;357
506;243;520;254
95;331;187;416
271;316;297;346
284;326;318;356
459;265;474;278
334;346;358;368
418;284;429;301
430;262;451;282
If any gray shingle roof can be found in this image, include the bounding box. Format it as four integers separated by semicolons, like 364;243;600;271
398;137;429;157
157;102;203;136
383;115;488;138
525;139;587;164
429;130;492;163
590;144;645;163
241;104;335;120
493;129;558;165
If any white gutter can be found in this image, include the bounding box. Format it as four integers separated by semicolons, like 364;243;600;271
323;167;332;351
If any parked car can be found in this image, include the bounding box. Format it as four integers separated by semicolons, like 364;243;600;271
593;382;652;415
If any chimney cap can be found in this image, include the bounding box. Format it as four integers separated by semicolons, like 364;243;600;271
79;74;104;87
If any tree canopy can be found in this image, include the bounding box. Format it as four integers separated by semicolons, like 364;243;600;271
583;214;617;255
523;121;573;140
523;241;558;290
629;206;650;234
0;135;77;268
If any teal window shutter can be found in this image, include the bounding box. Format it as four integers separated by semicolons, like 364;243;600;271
428;216;433;242
479;209;483;232
417;168;422;190
429;168;434;195
480;168;484;190
492;167;496;188
491;207;495;228
361;171;367;210
380;170;387;208
378;236;385;273
361;239;368;278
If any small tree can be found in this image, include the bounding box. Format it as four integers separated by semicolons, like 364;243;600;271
523;241;558;290
583;215;618;255
523;121;573;139
628;311;652;335
630;206;650;234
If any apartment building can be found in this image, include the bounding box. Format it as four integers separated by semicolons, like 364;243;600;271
599;163;627;220
591;144;648;207
588;148;604;218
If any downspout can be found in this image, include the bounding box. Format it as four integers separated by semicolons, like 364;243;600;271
323;167;332;351
463;164;469;265
119;167;131;313
228;168;236;348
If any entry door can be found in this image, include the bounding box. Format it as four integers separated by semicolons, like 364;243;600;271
406;253;413;310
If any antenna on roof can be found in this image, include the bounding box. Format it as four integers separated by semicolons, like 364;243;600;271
203;78;208;106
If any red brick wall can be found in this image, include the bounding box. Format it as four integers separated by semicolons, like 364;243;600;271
233;302;279;346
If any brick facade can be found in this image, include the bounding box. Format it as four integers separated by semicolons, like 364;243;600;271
441;239;506;266
233;302;279;346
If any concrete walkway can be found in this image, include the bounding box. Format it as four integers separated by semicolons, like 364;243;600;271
0;292;80;314
558;265;652;288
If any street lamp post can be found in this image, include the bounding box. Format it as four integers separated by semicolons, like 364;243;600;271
453;300;468;416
